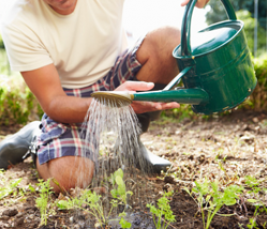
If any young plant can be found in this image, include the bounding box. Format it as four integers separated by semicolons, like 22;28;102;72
0;171;22;200
36;179;53;226
146;191;176;229
57;168;132;228
187;180;243;229
110;168;132;228
119;212;132;229
110;168;133;207
247;217;259;229
244;175;261;197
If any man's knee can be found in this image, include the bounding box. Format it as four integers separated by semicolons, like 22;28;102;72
135;26;180;84
36;156;95;193
136;26;181;64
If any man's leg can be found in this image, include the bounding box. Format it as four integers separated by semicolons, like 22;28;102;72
135;26;180;84
36;156;94;193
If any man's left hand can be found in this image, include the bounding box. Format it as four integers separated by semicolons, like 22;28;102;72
114;81;180;114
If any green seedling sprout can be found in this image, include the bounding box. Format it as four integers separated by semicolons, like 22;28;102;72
186;179;243;229
110;168;133;207
119;212;132;229
0;178;22;200
245;175;261;197
110;168;132;228
244;176;267;229
57;168;132;228
36;179;54;226
146;191;176;229
247;217;259;229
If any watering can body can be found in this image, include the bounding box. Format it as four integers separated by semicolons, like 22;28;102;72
171;0;257;114
91;0;257;113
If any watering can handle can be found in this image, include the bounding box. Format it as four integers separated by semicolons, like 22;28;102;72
181;0;237;56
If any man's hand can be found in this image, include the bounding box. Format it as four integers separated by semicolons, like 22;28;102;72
115;81;180;114
181;0;209;8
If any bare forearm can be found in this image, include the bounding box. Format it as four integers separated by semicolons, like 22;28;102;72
21;65;94;124
44;95;92;123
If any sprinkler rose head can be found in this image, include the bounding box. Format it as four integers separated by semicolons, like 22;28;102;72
91;91;133;107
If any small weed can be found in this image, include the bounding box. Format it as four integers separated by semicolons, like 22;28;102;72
146;191;176;229
57;168;132;228
119;212;132;229
110;168;133;207
0;170;22;200
185;179;243;229
36;179;54;226
244;175;261;196
247;217;259;229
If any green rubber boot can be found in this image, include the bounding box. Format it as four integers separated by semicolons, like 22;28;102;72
0;121;42;169
135;113;171;174
134;82;172;173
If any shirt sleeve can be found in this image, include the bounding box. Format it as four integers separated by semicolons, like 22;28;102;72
0;22;53;72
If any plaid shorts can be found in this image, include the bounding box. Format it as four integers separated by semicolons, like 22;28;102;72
36;40;143;165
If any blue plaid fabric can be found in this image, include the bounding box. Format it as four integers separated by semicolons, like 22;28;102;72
36;41;143;165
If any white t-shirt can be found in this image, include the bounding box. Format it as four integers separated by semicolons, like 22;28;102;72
0;0;128;89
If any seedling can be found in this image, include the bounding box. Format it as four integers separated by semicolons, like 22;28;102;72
36;179;54;226
247;217;259;229
244;175;261;197
57;168;132;228
185;179;243;229
146;191;176;229
119;212;132;229
0;177;22;200
110;168;133;207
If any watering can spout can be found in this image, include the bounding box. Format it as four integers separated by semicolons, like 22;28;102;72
91;89;209;107
133;89;209;105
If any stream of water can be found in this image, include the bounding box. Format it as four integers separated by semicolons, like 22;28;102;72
72;98;155;228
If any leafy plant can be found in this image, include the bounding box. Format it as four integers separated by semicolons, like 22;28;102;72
119;212;132;229
146;191;176;229
36;179;54;226
0;76;43;125
0;177;22;200
186;180;243;229
57;168;132;228
109;169;132;228
247;217;259;229
245;175;261;196
110;168;133;206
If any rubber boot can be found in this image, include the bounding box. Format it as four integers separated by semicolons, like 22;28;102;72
0;121;42;169
135;113;171;174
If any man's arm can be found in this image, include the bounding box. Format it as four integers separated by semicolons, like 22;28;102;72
21;64;92;123
22;64;180;123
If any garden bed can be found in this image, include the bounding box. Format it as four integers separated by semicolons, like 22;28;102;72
0;109;267;229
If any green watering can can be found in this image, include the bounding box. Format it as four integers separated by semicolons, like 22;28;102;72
92;0;257;114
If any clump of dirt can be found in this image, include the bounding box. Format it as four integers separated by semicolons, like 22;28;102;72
0;110;267;229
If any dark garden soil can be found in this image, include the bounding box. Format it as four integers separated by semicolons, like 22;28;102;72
0;109;267;229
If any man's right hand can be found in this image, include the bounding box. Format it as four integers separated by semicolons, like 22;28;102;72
181;0;209;8
114;81;180;114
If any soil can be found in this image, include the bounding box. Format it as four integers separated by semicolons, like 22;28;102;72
0;109;267;229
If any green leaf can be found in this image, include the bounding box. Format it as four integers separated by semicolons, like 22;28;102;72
118;183;126;197
28;184;36;193
110;189;118;198
119;217;131;229
115;176;124;186
57;200;73;210
247;199;259;203
115;168;124;179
